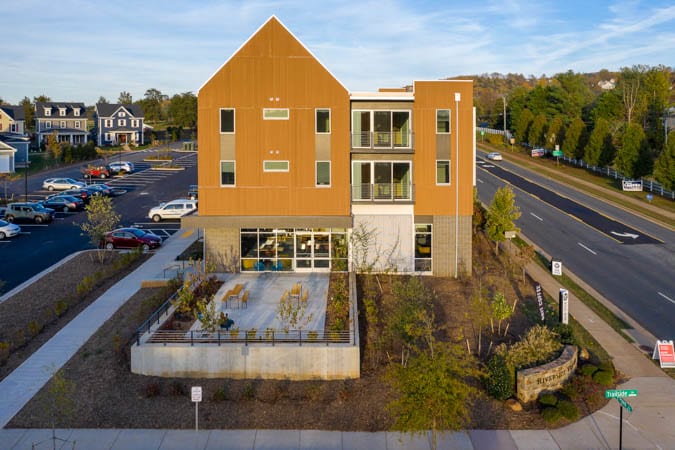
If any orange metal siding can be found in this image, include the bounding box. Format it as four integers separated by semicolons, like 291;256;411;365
198;18;350;217
413;81;474;216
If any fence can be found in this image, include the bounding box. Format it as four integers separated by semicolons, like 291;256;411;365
558;155;674;200
143;328;353;346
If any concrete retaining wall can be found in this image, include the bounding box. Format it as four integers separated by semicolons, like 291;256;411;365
516;345;578;403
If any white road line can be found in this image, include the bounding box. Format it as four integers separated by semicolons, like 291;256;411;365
578;242;597;255
530;212;543;221
477;178;484;184
658;292;675;305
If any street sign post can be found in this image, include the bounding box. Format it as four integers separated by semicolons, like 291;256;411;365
616;397;633;412
191;386;202;436
605;389;638;398
559;289;569;325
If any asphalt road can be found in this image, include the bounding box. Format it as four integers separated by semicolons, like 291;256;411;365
0;149;197;294
476;152;675;341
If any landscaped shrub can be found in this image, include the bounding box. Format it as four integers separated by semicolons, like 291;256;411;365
484;354;513;400
541;406;562;424
553;323;576;346
168;381;186;396
557;399;579;421
538;393;558;407
243;382;255;399
27;320;42;338
598;361;615;376
0;341;9;364
496;324;562;372
592;370;613;386
141;382;161;398
213;387;227;401
580;364;599;377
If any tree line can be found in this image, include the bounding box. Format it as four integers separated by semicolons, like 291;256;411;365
466;65;675;190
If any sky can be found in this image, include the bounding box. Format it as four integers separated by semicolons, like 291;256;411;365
2;0;674;106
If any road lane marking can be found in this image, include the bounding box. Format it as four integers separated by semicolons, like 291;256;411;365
477;178;484;183
611;231;639;239
658;292;675;305
530;212;543;221
578;242;597;255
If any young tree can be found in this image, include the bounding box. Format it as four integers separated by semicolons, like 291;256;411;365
527;113;547;147
45;130;62;162
118;91;133;104
513;108;533;145
653;131;675;190
584;118;614;166
485;186;521;254
79;196;121;262
545;116;563;150
615;123;647;178
387;341;481;450
97;96;109;105
20;97;35;132
561;117;586;158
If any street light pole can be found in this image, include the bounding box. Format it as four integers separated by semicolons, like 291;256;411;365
454;92;461;279
502;95;507;145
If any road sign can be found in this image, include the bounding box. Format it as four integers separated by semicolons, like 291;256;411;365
605;389;638;398
551;260;562;276
552;150;563;157
191;386;202;402
616;397;633;412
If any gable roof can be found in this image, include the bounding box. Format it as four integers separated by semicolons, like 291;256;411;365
0;105;25;121
95;103;144;118
35;102;86;119
199;15;348;94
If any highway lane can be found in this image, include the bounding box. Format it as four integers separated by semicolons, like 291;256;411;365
476;156;675;341
0;150;197;294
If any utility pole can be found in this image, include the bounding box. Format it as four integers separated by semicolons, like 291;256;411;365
502;95;507;145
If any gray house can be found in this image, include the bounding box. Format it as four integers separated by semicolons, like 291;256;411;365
34;102;88;146
0;105;30;169
94;104;144;146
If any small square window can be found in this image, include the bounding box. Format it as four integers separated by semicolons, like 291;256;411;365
220;160;235;185
263;160;289;172
45;109;51;116
316;109;330;133
220;109;234;133
436;160;450;184
316;161;330;186
436;109;450;134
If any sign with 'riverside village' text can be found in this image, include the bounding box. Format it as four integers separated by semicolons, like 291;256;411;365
535;284;546;322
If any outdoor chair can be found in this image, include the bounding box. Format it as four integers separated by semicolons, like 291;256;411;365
241;290;249;309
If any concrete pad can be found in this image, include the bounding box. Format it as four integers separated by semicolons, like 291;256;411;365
436;431;474;449
159;429;211;450
0;428;29;450
385;431;431;450
468;430;517;450
549;416;611;450
509;430;559;449
299;429;342;449
341;431;387;449
6;428;74;450
205;429;256;450
63;428;122;450
108;429;167;450
252;429;300;449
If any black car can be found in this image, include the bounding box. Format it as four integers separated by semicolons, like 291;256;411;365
41;195;84;212
57;188;92;203
87;183;113;197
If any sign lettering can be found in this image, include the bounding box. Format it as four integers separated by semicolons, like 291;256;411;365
622;180;643;191
653;340;675;368
535;283;546;322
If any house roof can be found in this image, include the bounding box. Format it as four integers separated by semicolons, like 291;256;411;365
0;105;25;121
95;103;144;118
35;102;86;119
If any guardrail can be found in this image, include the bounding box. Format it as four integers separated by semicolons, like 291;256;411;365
141;328;353;346
135;291;177;338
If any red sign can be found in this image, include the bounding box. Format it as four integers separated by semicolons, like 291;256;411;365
654;340;675;368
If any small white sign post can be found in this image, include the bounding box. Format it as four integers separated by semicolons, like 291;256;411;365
191;386;202;435
559;289;569;325
551;260;562;276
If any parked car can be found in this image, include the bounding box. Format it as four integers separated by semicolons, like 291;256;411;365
0;219;21;239
148;199;198;222
52;188;92;203
86;183;113;197
188;184;198;200
106;161;135;174
101;227;162;251
3;202;55;223
81;165;110;179
42;177;86;191
41;195;84;212
487;152;503;161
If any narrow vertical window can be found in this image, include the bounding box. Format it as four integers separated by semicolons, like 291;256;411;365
436;160;450;184
220;160;235;185
316;161;331;186
220;108;235;133
436;109;450;134
316;109;330;133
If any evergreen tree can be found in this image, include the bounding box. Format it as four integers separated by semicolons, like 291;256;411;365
513;108;533;145
653;131;675;190
562;117;586;158
584;118;613;166
615;123;647;178
528;113;547;147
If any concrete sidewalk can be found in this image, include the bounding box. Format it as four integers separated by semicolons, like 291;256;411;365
1;228;674;449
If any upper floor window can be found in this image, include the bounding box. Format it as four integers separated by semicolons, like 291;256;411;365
131;119;139;127
45;121;51;129
263;160;289;172
436;160;450;185
10;123;18;133
351;160;412;201
220;160;235;186
436;110;450;134
74;108;81;117
105;119;113;127
44;108;51;116
263;108;289;120
119;111;126;117
74;121;81;129
352;110;411;148
316;109;330;133
118;119;126;126
316;161;331;186
60;121;66;128
220;108;234;133
59;108;66;117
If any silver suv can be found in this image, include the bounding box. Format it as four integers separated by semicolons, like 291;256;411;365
4;202;55;224
106;161;135;174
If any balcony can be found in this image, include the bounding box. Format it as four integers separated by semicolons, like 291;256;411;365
351;131;414;152
351;183;415;202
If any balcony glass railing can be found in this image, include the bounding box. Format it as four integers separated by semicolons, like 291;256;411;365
351;183;414;201
351;131;413;150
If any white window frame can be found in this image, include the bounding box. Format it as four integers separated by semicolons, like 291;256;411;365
263;160;289;172
44;109;51;117
262;108;290;120
45;121;51;129
436;160;450;185
315;161;331;187
220;160;236;186
105;119;113;128
74;121;81;129
119;111;126;117
105;133;112;141
118;119;126;126
60;120;66;128
436;109;451;134
74;108;80;117
220;108;235;134
10;123;17;133
131;119;139;127
315;108;331;134
59;108;66;117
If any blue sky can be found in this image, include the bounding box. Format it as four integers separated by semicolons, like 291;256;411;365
2;0;674;106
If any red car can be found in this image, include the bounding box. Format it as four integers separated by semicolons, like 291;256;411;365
101;227;162;252
81;165;111;179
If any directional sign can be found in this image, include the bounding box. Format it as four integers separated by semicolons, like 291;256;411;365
605;389;638;399
616;397;633;412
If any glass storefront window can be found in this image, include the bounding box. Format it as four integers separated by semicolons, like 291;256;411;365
414;224;432;272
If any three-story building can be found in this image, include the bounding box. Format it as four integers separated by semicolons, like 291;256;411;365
184;16;474;277
34;102;88;145
94;103;145;146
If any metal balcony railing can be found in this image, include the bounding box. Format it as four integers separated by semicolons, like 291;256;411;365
351;131;413;150
351;183;414;202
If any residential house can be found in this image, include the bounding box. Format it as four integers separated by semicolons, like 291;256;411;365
0;105;30;170
184;16;475;277
34;102;88;146
94;103;145;146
